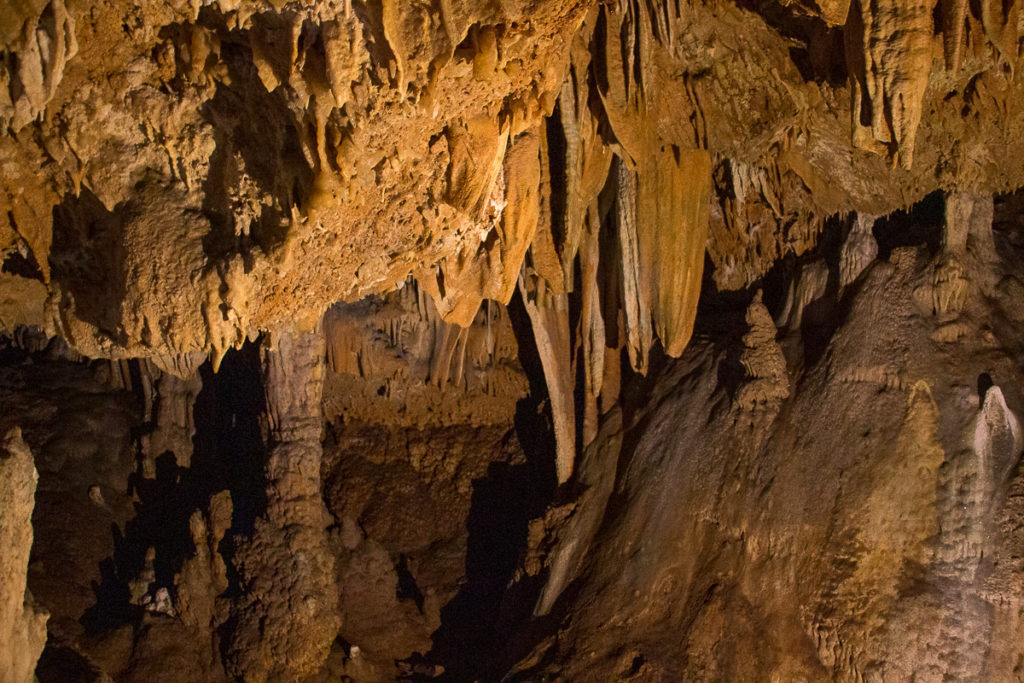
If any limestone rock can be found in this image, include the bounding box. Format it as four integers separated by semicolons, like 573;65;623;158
737;291;790;407
0;428;48;683
226;328;339;680
845;0;937;169
840;213;879;288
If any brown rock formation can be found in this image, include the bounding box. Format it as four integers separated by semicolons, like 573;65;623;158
226;328;339;680
514;192;1024;680
0;428;49;683
7;0;1024;680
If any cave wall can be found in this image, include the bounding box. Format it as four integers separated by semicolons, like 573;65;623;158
4;0;1024;680
520;197;1024;680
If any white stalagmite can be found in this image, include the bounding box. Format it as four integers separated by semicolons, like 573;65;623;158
974;385;1023;487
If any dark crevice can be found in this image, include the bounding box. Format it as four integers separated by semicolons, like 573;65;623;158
80;343;267;637
873;190;945;260
425;290;557;681
2;245;44;280
396;554;426;613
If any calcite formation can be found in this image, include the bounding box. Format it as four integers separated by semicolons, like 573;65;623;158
5;0;1024;680
517;196;1024;680
227;328;338;680
0;429;49;683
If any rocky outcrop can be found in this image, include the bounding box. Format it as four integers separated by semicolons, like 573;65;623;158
0;428;49;683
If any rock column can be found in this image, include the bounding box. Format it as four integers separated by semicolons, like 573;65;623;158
226;328;339;680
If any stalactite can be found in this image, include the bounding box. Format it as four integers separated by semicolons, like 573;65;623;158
637;147;710;357
484;127;544;304
558;77;583;282
940;0;969;71
2;0;78;132
519;269;576;484
840;213;879;287
380;0;409;100
616;158;653;375
139;366;203;476
580;203;605;448
530;124;570;293
845;0;937;169
979;0;1020;68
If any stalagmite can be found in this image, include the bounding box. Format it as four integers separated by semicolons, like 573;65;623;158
175;491;233;639
974;385;1023;486
0;428;48;683
226;327;339;680
737;291;790;407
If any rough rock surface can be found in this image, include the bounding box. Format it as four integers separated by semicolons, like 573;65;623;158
514;196;1024;680
6;0;1024;680
0;428;49;683
226;328;338;680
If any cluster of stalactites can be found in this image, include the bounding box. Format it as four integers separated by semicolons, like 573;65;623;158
780;0;1019;168
846;0;1019;169
324;276;518;395
395;3;715;484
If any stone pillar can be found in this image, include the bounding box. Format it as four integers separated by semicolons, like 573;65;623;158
226;328;339;680
0;428;48;683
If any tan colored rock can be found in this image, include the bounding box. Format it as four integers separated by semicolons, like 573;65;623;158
0;428;48;683
226;328;339;680
737;291;790;407
845;0;937;169
519;270;575;484
322;277;526;428
637;148;710;358
839;213;878;288
2;0;77;132
940;0;969;70
616;160;652;375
